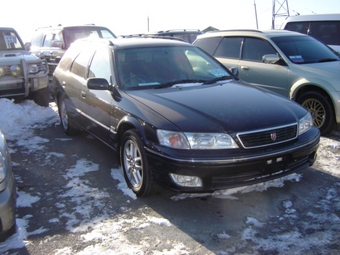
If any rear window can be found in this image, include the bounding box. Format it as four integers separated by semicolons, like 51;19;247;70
194;37;222;56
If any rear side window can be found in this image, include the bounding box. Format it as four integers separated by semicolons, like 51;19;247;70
215;37;243;59
285;21;340;46
309;21;340;46
194;37;222;55
285;22;310;34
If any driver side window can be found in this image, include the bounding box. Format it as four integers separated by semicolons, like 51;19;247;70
242;38;277;62
88;49;111;82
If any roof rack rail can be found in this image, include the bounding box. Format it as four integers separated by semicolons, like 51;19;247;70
119;34;186;42
207;29;262;33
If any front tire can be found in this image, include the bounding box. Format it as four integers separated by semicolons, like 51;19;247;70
297;91;335;135
120;129;157;196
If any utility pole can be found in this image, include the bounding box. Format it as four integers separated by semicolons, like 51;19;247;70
254;0;259;29
272;0;290;29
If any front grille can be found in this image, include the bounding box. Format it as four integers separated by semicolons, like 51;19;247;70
237;124;297;149
212;155;309;190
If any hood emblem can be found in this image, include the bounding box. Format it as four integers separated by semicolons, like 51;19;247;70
270;132;277;141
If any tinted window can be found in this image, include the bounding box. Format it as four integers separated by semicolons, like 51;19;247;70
272;36;339;64
285;22;310;34
88;49;111;81
309;21;340;46
64;27;116;48
194;37;222;55
31;31;44;47
43;33;54;47
70;50;94;77
215;37;243;59
242;38;276;61
0;30;24;50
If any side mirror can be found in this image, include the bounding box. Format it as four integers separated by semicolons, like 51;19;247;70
229;67;239;78
262;54;280;64
87;78;109;90
51;40;63;49
25;42;31;51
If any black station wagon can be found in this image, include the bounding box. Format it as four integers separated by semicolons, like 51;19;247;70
51;38;320;197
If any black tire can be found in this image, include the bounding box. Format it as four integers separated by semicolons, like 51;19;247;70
58;96;79;135
297;91;335;135
120;129;157;196
32;87;51;107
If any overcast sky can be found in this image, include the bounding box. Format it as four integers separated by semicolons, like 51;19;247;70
1;0;340;42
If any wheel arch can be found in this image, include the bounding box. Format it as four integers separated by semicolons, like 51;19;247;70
291;83;336;115
115;115;155;158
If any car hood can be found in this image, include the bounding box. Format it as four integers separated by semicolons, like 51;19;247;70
126;81;307;133
0;50;39;63
294;61;340;81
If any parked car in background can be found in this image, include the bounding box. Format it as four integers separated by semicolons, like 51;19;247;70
51;37;319;197
193;29;340;135
144;29;203;43
25;24;117;77
0;130;16;240
281;14;340;53
0;27;49;106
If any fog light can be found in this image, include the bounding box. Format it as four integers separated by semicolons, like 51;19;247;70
10;65;21;76
0;67;4;77
170;173;202;187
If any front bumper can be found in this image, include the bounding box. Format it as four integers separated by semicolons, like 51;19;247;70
0;172;16;235
145;127;320;193
0;58;49;98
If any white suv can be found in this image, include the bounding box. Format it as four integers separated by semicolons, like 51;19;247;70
0;27;49;106
193;29;340;134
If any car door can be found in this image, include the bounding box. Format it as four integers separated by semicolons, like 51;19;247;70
237;37;290;97
63;48;96;128
80;48;114;142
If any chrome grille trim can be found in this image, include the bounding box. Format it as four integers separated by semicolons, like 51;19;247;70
237;123;298;149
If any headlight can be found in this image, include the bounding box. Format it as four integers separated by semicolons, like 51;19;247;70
28;64;39;74
10;65;22;76
298;112;313;135
157;130;238;149
0;67;4;77
0;153;7;183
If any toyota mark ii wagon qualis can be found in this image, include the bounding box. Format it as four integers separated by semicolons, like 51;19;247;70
50;37;320;196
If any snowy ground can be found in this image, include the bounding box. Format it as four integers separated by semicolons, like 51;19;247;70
0;98;339;254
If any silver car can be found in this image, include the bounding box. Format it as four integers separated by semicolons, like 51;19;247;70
0;130;16;240
193;29;340;135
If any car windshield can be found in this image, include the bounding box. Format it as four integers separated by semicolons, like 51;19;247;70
0;30;24;50
116;46;232;89
272;36;340;64
64;27;116;48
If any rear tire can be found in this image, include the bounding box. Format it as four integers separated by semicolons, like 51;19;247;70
58;96;79;135
297;91;335;135
120;129;157;196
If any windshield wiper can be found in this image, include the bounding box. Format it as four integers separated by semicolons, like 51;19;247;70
154;79;206;89
317;58;339;63
202;76;233;85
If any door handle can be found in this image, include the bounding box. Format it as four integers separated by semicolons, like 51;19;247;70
81;91;86;99
241;66;249;71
